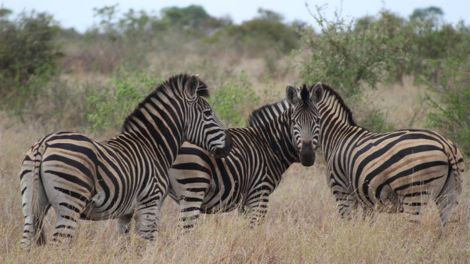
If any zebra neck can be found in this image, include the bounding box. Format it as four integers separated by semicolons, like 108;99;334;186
258;115;298;170
121;91;185;168
319;106;358;160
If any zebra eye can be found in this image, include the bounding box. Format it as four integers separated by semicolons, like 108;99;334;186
203;109;212;117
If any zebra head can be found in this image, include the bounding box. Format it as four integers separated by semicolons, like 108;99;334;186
286;84;321;166
183;75;232;158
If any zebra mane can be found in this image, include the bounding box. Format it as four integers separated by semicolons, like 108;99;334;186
300;84;312;106
121;74;209;132
320;84;357;126
248;99;291;127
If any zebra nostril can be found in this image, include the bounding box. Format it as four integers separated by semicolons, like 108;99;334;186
301;141;313;151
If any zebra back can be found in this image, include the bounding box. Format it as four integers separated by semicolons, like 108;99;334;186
248;99;290;127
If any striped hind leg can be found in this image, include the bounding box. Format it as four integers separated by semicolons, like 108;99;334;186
50;209;83;244
244;188;270;227
134;195;163;241
331;186;358;219
401;192;431;223
435;172;461;227
41;176;92;245
178;188;206;232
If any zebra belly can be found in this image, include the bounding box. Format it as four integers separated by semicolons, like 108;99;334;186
200;174;243;214
79;191;138;220
79;202;135;220
200;197;241;214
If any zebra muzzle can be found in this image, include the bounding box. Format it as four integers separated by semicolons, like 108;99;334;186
299;141;315;166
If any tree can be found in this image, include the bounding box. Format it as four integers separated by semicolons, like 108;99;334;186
410;6;444;29
159;5;227;33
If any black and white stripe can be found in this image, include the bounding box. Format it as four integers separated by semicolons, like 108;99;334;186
307;83;464;226
165;86;319;230
19;74;231;248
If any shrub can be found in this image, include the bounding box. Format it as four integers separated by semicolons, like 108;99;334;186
212;9;300;57
427;60;470;156
0;9;61;86
86;71;259;131
300;8;412;97
0;8;62;116
208;73;259;127
359;109;394;133
86;72;159;131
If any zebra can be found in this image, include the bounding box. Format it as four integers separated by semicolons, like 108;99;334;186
19;74;232;248
304;83;464;226
162;85;319;231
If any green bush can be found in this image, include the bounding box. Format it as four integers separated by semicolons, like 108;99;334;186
0;8;62;117
208;73;259;127
212;9;300;57
359;109;394;133
300;8;411;97
0;9;61;87
86;72;159;131
86;71;259;130
427;60;470;156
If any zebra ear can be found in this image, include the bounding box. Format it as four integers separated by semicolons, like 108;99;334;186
286;85;300;105
311;83;324;102
184;75;200;101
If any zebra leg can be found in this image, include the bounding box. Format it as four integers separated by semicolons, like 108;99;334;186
117;214;133;236
401;192;430;223
50;210;84;245
134;200;161;241
245;190;270;227
361;205;375;220
178;190;206;232
41;176;92;245
332;187;357;219
435;172;461;227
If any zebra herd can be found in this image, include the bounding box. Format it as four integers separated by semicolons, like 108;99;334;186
19;74;464;249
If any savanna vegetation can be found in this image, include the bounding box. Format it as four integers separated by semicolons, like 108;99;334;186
0;4;469;263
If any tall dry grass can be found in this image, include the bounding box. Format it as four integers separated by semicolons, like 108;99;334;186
0;103;469;263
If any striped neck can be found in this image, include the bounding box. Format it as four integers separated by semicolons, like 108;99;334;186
317;90;362;159
255;109;299;169
248;100;298;169
121;83;187;169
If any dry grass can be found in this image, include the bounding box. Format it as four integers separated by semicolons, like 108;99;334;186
361;77;431;129
1;108;470;264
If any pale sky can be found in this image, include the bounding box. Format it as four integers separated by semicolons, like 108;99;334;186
2;0;469;31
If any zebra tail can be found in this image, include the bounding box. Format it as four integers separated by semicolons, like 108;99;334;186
20;141;49;249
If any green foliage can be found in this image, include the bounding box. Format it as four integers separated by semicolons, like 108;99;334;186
86;71;260;130
215;9;299;56
301;6;470;94
427;60;470;156
301;9;397;97
0;10;61;85
409;6;443;27
86;72;159;131
0;9;62;115
208;74;260;127
159;5;228;33
359;109;394;133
